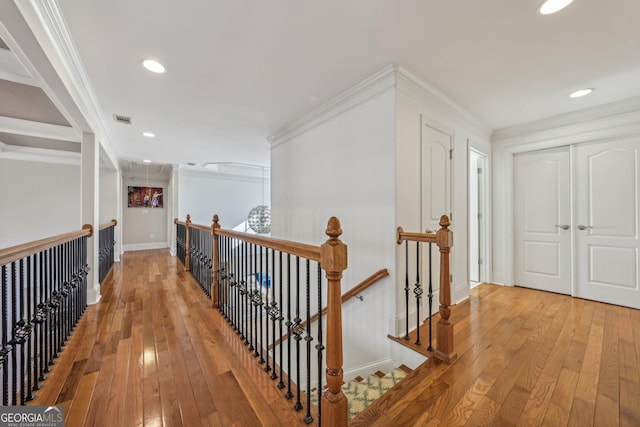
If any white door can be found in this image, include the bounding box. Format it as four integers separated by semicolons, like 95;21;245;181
469;149;486;284
421;123;452;312
574;138;640;309
514;147;572;294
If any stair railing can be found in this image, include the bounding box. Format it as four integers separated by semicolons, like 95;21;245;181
174;214;349;426
0;225;92;405
98;219;117;284
271;268;389;349
396;215;457;363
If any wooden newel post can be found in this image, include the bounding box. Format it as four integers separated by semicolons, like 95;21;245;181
185;214;192;271
435;215;457;363
320;217;348;427
212;214;220;308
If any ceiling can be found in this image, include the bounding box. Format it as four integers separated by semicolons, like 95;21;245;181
1;0;640;172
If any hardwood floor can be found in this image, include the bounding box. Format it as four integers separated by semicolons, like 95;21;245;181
29;250;640;426
355;284;640;426
29;249;314;426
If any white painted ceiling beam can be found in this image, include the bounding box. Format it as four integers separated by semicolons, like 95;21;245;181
0;115;80;142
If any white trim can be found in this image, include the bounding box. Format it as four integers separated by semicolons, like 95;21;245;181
395;66;492;138
178;166;269;183
15;0;120;171
0;116;80;142
343;358;399;383
123;242;170;252
493;95;640;142
268;64;397;147
491;101;640;286
0;142;80;165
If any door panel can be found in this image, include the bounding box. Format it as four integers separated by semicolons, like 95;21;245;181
514;147;571;294
575;139;640;309
421;123;451;316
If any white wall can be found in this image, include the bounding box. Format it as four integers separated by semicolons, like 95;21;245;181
0;158;80;248
122;177;169;251
394;68;492;320
492;97;640;285
178;169;268;229
271;69;397;377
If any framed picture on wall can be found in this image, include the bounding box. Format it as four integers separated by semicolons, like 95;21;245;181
128;186;164;208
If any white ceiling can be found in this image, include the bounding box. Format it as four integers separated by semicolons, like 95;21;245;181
4;0;640;169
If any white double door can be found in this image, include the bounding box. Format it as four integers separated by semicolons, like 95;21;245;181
515;138;640;309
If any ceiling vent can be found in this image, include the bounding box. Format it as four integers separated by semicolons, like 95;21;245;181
113;114;132;125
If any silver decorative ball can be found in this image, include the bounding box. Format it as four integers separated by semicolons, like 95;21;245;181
247;205;271;234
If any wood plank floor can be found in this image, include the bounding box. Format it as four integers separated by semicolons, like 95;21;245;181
28;250;640;426
355;284;640;426
29;249;315;426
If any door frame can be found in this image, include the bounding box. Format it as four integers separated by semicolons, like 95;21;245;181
492;109;640;286
421;117;455;301
468;145;491;285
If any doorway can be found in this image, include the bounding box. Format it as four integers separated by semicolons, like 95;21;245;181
469;149;487;287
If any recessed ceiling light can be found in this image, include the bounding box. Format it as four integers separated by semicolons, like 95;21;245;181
538;0;575;15
143;159;152;163
569;88;594;98
142;132;155;138
142;59;165;73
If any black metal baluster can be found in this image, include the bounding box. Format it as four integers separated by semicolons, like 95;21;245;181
293;256;302;411
11;260;18;405
31;252;42;391
284;253;293;400
248;243;256;355
269;248;278;380
304;259;313;424
25;255;34;401
277;251;285;390
316;262;324;427
38;251;47;381
258;246;265;365
249;243;260;357
404;241;410;340
414;242;422;346
44;248;52;373
240;241;247;343
263;247;270;371
428;242;434;351
1;264;9;405
18;258;27;404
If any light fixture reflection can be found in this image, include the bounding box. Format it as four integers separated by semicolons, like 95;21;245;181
539;0;575;15
569;88;594;98
142;59;166;73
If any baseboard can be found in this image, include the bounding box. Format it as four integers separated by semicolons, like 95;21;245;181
390;294;441;337
343;358;397;382
169;247;176;257
123;242;169;252
389;340;428;370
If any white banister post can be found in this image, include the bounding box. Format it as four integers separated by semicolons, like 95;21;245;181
81;132;101;304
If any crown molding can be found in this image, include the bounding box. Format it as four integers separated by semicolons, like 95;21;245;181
14;0;120;171
178;165;268;183
492;95;640;143
395;66;492;137
0;141;80;165
268;64;398;148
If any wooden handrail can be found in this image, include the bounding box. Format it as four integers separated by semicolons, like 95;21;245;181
99;219;117;231
396;227;436;244
270;268;389;349
0;225;93;267
190;223;211;232
215;228;322;262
